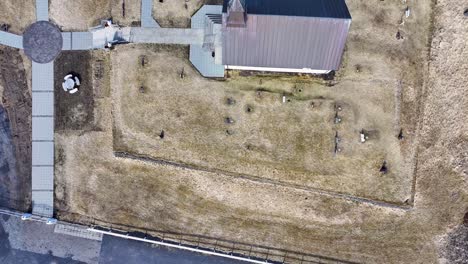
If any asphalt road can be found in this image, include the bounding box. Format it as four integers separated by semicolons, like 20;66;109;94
0;213;245;264
100;235;246;264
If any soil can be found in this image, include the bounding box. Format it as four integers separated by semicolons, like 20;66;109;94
0;47;32;211
54;51;94;131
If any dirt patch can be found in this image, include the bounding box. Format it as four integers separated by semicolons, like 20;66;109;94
54;51;94;131
439;225;468;263
0;47;32;211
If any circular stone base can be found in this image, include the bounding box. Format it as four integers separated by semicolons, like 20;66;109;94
23;21;63;64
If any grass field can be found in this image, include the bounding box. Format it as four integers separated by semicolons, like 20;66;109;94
52;0;468;263
111;44;414;204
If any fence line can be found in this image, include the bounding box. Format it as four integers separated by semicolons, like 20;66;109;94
64;211;357;264
115;151;411;210
0;206;357;264
89;227;270;264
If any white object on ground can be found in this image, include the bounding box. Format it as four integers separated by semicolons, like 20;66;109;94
63;78;75;90
405;7;411;18
69;88;79;94
21;213;32;220
46;218;57;225
360;133;366;143
62;74;80;94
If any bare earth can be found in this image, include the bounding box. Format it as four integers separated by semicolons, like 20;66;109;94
47;0;468;263
0;47;32;212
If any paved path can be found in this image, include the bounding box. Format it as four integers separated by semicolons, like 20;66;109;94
0;31;23;49
90;26;132;49
87;26;204;48
130;28;204;45
35;0;49;21
29;0;55;218
31;61;54;218
141;0;160;28
62;32;94;50
189;5;225;77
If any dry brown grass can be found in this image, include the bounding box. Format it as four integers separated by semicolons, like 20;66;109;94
152;0;206;28
53;0;468;263
0;0;35;34
110;43;414;204
50;0;112;30
110;0;141;26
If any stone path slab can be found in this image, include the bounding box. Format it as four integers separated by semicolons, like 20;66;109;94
31;61;55;218
36;0;49;21
62;32;93;50
0;31;23;49
141;0;160;28
130;28;204;45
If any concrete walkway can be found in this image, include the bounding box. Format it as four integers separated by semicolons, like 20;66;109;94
90;26;132;49
61;32;94;50
35;0;49;21
87;26;204;48
30;0;55;218
31;61;54;218
0;31;23;49
130;28;204;45
141;0;160;28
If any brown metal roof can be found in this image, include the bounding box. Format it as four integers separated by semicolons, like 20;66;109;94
222;14;351;70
